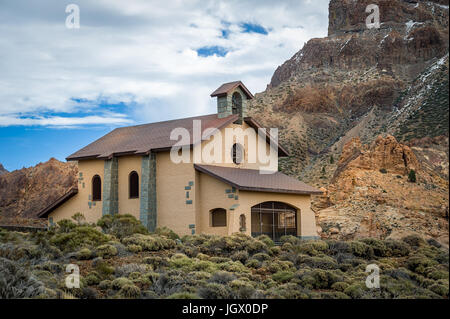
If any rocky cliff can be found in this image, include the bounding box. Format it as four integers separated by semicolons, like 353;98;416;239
0;158;77;222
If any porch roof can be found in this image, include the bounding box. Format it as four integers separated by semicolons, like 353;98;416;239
194;164;323;195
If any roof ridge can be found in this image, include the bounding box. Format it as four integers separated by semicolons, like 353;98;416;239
114;113;220;130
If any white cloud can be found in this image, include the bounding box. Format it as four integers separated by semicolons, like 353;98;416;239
0;0;329;127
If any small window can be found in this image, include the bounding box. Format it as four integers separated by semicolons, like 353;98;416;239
129;171;139;198
92;175;101;201
231;143;244;165
211;208;227;227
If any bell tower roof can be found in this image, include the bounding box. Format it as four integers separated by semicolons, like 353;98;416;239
210;81;254;99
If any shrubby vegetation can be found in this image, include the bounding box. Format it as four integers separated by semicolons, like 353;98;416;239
0;215;448;299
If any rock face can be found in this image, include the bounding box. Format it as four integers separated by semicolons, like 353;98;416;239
0;158;77;220
270;0;448;88
0;164;7;176
333;135;419;179
318;136;449;245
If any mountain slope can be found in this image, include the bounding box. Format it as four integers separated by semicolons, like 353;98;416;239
248;0;449;244
0;158;77;221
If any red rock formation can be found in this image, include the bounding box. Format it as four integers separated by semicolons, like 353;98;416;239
0;158;77;219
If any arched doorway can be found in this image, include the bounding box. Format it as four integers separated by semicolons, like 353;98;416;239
251;202;297;241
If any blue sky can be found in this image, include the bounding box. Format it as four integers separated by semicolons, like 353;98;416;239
0;0;329;171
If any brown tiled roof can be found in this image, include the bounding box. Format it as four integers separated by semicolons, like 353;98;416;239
67;114;289;161
194;164;322;195
38;187;78;218
66;114;239;160
210;81;254;99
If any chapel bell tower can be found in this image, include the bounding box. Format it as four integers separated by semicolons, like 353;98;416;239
210;81;254;124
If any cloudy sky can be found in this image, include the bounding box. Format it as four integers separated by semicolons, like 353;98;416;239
0;0;329;171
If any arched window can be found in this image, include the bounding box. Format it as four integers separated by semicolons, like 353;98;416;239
129;171;139;198
239;214;246;232
232;92;243;124
92;175;101;201
231;143;244;165
210;208;227;227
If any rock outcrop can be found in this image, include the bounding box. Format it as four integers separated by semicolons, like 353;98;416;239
317;136;449;245
0;164;7;176
0;158;77;220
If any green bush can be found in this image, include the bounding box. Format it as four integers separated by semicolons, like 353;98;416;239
127;244;142;253
143;256;167;268
154;227;180;240
121;234;175;251
97;214;148;239
407;255;438;274
295;240;329;256
112;277;133;290
272;271;294;283
98;280;112;290
331;281;349;292
359;238;389;257
95;261;115;277
77;247;93;260
408;169;416;183
0;258;45;298
349;241;374;259
85;272;101;286
118;284;141;298
96;244;118;259
428;284;448;297
166;292;199;299
385;240;411;257
252;252;270;262
255;235;274;247
230;250;249;263
299;255;338;270
197;283;231;299
402;235;426;248
49;224;110;252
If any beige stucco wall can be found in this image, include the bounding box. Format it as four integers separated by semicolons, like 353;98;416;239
156;151;197;236
195;171;318;238
236;190;318;238
196;172;236;236
117;156;141;220
49;159;104;224
195;121;279;172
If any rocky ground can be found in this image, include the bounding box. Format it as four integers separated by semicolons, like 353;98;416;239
1;214;448;299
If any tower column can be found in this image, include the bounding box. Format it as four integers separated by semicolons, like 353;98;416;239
140;152;157;231
102;157;118;216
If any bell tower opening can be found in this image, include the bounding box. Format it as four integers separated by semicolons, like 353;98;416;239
210;81;254;124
